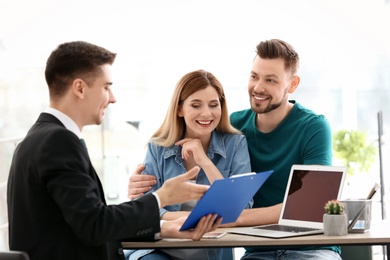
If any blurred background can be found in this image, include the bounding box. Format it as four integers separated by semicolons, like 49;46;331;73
1;0;389;257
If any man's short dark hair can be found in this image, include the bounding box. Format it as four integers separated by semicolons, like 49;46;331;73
256;39;300;75
45;41;116;99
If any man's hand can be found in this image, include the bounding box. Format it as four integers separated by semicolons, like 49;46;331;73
156;166;208;208
161;214;222;240
220;204;282;227
128;164;157;200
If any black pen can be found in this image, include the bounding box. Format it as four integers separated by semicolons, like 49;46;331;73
367;183;380;200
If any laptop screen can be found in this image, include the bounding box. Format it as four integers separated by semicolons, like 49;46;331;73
282;169;344;222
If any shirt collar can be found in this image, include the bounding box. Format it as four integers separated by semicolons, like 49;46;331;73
44;107;83;139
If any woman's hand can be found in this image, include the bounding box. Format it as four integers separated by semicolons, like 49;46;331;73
175;138;210;167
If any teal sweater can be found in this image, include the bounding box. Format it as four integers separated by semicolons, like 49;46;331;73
230;101;340;254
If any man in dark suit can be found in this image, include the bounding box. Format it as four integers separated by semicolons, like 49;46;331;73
7;41;220;260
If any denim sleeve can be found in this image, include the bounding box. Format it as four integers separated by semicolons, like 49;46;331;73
230;135;253;208
229;135;252;177
142;143;167;217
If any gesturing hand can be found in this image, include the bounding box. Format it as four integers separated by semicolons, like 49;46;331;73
156;166;209;208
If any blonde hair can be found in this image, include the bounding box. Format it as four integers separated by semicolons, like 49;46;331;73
151;70;239;147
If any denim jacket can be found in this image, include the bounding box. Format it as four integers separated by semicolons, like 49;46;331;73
145;131;252;215
125;131;252;260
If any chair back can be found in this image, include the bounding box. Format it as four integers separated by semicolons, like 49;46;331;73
0;251;30;260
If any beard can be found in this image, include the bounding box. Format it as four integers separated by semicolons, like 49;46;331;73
250;88;288;114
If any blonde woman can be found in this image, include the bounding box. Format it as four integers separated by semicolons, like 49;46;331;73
126;70;251;260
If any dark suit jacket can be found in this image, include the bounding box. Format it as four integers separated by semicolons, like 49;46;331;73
7;113;160;260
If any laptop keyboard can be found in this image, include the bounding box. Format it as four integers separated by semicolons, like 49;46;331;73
254;224;320;233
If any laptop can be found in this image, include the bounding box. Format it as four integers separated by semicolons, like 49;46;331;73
229;164;347;238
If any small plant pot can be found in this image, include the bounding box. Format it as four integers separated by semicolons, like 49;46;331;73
323;213;348;236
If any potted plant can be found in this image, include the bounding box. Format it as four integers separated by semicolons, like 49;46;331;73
323;200;348;236
333;129;376;176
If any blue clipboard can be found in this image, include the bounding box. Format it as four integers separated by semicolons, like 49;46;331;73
180;170;273;231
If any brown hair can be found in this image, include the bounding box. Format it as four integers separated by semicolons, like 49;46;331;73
45;41;116;99
256;39;300;75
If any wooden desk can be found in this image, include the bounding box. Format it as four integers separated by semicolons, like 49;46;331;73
122;221;390;257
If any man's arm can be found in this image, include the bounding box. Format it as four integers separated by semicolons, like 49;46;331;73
127;164;281;228
128;166;220;240
223;203;282;227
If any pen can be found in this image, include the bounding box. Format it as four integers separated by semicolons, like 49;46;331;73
366;183;380;200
